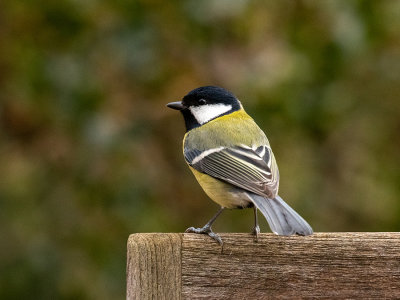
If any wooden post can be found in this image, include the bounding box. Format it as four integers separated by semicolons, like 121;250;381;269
127;233;400;299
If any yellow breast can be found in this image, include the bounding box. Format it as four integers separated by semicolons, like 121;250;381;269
188;166;252;209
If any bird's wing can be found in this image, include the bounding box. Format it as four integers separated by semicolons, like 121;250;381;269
185;145;279;198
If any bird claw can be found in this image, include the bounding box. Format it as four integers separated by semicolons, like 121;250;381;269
185;226;223;245
252;225;260;242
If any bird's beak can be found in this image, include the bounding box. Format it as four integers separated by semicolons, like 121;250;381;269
166;101;185;110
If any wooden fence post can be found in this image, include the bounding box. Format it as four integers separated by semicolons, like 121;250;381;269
127;233;400;299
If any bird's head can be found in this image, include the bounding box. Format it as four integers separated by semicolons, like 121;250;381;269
167;86;241;131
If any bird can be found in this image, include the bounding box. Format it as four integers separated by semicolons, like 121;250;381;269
167;86;313;244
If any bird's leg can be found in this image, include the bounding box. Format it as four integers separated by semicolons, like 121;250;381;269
185;207;225;245
252;206;260;242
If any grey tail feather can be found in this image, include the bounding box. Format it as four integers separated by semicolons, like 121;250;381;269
248;193;313;236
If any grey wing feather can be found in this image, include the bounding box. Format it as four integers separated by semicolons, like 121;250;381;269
184;149;202;162
185;145;279;198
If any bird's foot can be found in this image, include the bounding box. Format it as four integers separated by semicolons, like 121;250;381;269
185;225;223;245
252;224;260;242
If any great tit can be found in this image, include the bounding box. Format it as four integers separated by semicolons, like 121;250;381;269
167;86;313;244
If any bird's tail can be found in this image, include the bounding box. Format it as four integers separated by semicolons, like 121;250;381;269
248;193;313;236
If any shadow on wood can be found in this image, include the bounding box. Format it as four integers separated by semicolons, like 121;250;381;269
127;233;400;299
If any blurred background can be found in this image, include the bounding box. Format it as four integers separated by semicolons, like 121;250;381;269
1;0;399;298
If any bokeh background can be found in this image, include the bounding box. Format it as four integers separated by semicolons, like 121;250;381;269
1;0;399;298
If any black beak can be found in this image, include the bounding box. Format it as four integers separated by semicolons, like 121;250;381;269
166;101;185;110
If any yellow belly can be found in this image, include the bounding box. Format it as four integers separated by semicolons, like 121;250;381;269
189;166;252;209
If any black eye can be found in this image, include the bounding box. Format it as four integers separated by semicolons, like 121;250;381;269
198;99;206;105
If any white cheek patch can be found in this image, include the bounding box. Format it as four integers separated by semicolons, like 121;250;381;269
189;104;233;124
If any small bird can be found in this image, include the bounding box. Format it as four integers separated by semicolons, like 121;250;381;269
167;86;313;244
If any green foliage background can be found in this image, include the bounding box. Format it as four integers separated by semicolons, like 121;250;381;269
1;0;399;298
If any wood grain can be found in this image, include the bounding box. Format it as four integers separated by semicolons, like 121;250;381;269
128;233;400;299
127;233;182;300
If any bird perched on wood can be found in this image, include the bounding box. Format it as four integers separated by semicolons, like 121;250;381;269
167;86;313;244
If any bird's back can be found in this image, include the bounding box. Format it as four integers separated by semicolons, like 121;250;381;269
183;109;269;151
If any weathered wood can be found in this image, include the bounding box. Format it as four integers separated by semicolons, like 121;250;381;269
127;233;182;300
127;233;400;299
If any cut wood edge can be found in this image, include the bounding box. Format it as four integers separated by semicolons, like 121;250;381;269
127;233;183;300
